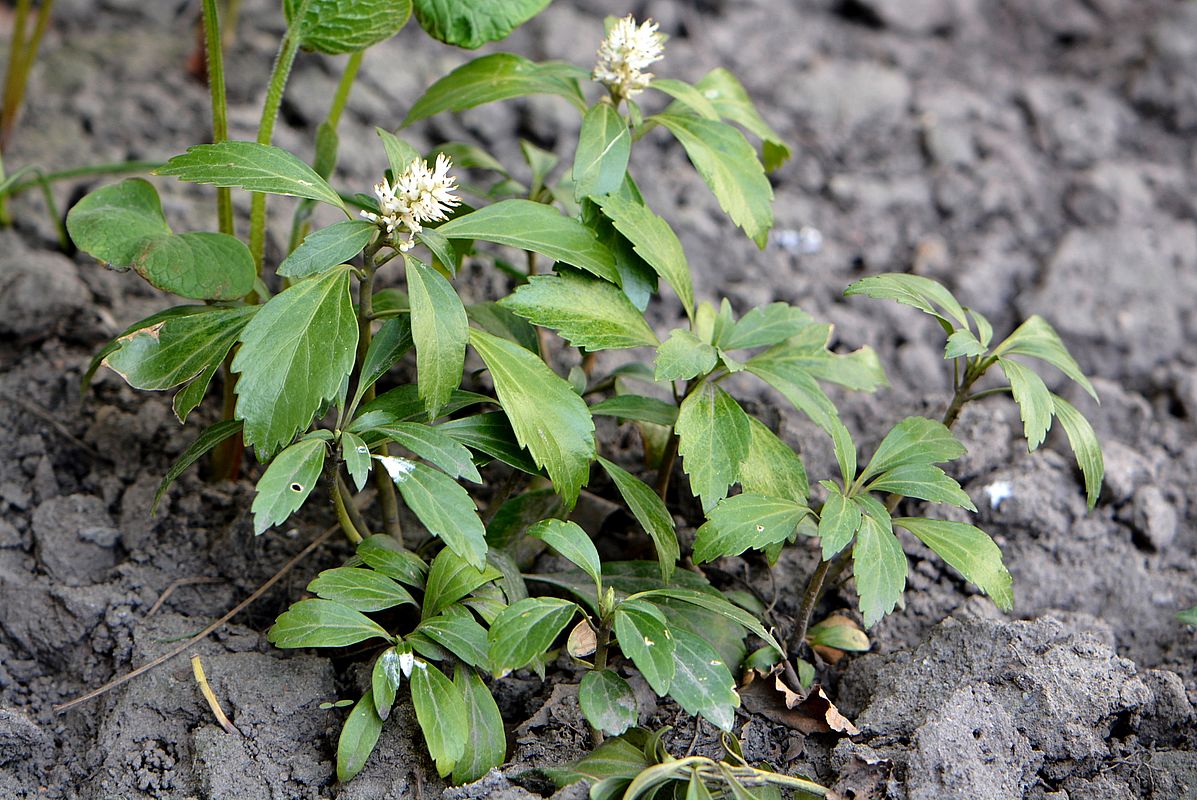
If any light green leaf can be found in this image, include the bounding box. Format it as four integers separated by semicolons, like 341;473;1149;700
693;68;791;171
66;178;172;265
574;102;631;201
817;486;862;560
590;395;678;428
676;382;751;512
844;273;968;330
750;324;887;392
285;0;412;54
995;315;1097;400
278;219;375;278
268;598;391;648
406;256;469;420
529;519;602;593
373;422;481;483
423;548;502;619
418;605;490;668
998;357;1054;450
945;328;986;359
440;199;619;284
1051;393;1104;510
337;691;384;782
413;0;551;48
156;142;345;210
652;114;774;248
599;456;679;583
387;461;487;570
405;53;583;124
652;78;720;120
655;329;718;382
470;328;596;507
737;417;808;504
468;301;540;352
692;493;808;563
895;517;1013;611
867;463;976;511
353;315;414;409
669;628;739;732
501;272;658;351
342;432;372;492
488;597;578;676
1178;607;1197;626
720;303;812;351
251;434;328;536
411;661;467;778
356;534;428;588
852;512;907;628
153;419;243;512
594;192;695;319
807;619;870;652
614;600;675;696
232;267;358;456
452;665;507;784
859;416;966;484
580;669;638;736
376;127;422;176
308;566;417;613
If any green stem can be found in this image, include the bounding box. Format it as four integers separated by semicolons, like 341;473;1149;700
221;0;242;47
332;474;364;544
201;0;233;237
0;0;31;150
335;472;372;540
1;0;53;151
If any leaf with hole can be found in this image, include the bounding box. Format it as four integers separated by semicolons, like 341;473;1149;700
250;433;328;536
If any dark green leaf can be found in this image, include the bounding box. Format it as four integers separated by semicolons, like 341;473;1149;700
355;385;492;428
232;267;358;456
66;179;171;265
692;493;808;563
374;421;481;483
630;588;782;653
500;272;658;350
418;605;490;668
268;598;391;648
817;486;861;560
574;102;631;200
337;691;384;782
440;199;619;284
470;329;596;506
285;0;412;54
599;456;679;583
594;192;695;319
423;548;502;619
278;219;376;278
858;416;966;484
614;599;675;696
406;256;469;419
1051;393;1104;510
437;412;542;475
372;648;402;719
998;357;1054;451
357;534;428;588
590;394;678;428
353;315;414;409
251;433;328;536
670;628;739;732
376;127;422;176
579;669;638;736
655;329;718;382
693;68;791;171
737;417;808;505
307;566;417;612
676;382;751;512
157;142;345;209
853;512;907;627
153;419;242;512
545;735;649;787
529;519;602;592
995;315;1097;400
488;597;577;676
868;463;976;511
385;460;487;569
405;53;583;124
844;273;968;330
486;487;563;549
411;660;467;777
452;665;506;784
895;517;1013;611
468;302;540;352
413;0;551;48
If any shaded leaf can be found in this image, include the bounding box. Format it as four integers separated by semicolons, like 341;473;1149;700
452;665;506;784
579;669;638;736
599;456;679;583
337;691;384;782
413;0;552;49
357;534;428;588
614;600;675;696
488;597;578;676
590;395;678;428
594;192;695;319
670;628;739;732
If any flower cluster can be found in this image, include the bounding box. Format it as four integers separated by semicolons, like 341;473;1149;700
362;153;460;252
592;15;665;101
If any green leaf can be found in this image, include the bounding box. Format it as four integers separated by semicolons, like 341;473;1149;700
945;329;986;359
411;661;467;778
652;78;720;120
405;53;583;124
590;395;678;428
406;256;469;420
373;648;405;720
574;102;632;201
669;628;739;732
852;512;907;628
373;422;481;483
440;199;619;284
250;434;328;536
278;219;375;278
652;114;774;248
1178;607;1197;626
599;456;679;583
545;735;650;787
488;597;578;676
423;548;503;619
628;588;781;653
844;273;969;330
418;605;490;668
858;416;967;484
337;691;384;782
655;329;718;382
341;432;372;492
502;272;658;350
614;600;675;696
579;669;638;736
693;68;791;171
233;267;358;456
468;302;539;352
998;357;1054;451
357;534;428;588
285;0;412;54
413;0;550;48
529;519;602;593
386;460;488;569
817;486;861;560
470;328;596;507
720;303;812;351
995;315;1098;400
737;417;808;505
66;179;171;265
417;227;462;276
376;127;422;177
437;412;542;475
593;192;695;319
156;142;345;210
692;493;808;563
867;463;977;511
268;598;391;648
307;567;417;612
807;620;870;652
355;385;492;429
452;666;507;784
153;419;242;512
1050;394;1104;509
895;517;1013;611
676;382;752;512
353;315;414;409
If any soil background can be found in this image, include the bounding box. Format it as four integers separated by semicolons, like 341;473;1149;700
1;0;1196;798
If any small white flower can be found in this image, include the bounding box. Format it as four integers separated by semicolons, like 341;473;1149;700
361;154;460;252
593;15;665;101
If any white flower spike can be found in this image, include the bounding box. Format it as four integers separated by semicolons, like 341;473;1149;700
361;153;460;252
593;15;665;102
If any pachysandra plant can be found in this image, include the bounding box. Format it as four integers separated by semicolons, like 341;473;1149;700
65;0;1106;791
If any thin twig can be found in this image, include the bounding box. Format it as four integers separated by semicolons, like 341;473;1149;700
145;576;223;617
191;654;241;735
